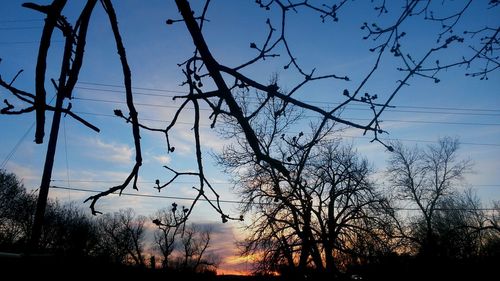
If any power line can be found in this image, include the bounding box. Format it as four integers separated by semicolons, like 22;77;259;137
0;122;35;170
74;86;500;117
349;118;499;126
75;82;500;113
70;110;500;147
77;82;187;94
75;81;500;113
50;179;500;188
72;97;500;126
348;108;500;117
51;179;203;184
49;185;500;211
63;117;71;200
0;95;57;169
346;136;500;147
51;185;242;204
75;86;180;97
74;96;182;109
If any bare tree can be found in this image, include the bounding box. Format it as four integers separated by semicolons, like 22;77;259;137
0;170;36;251
0;1;498;237
151;204;188;268
39;201;98;256
431;189;486;258
488;201;500;233
177;225;217;273
482;201;500;257
386;137;472;257
217;96;394;277
95;208;146;266
152;206;219;273
1;170;100;256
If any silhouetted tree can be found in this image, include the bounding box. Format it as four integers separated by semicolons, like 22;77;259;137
432;190;483;258
177;225;217;273
0;170;36;251
95;208;146;266
0;170;100;255
40;201;99;256
484;201;500;233
1;0;497;225
386;137;472;257
217;95;395;277
151;205;188;268
482;202;500;258
152;206;219;273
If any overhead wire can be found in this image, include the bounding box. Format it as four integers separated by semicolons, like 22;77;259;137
49;185;500;211
0;122;35;170
74;83;500;114
71;96;500;127
1;21;498;215
50;179;500;188
0;94;57;169
69;110;500;147
75;81;500;112
73;86;500;117
63;116;71;201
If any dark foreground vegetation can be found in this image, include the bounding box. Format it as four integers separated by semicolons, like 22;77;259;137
0;253;215;280
0;1;499;280
2;138;500;280
1;252;498;281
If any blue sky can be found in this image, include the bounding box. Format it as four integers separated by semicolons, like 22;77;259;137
0;0;499;274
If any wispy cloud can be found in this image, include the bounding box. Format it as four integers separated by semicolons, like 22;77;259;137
152;155;171;165
175;126;229;154
189;221;253;275
4;161;41;189
86;137;133;164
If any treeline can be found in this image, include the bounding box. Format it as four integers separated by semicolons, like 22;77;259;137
218;119;500;281
0;169;218;277
2;134;500;281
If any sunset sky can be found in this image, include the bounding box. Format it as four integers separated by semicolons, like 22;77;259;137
0;0;498;275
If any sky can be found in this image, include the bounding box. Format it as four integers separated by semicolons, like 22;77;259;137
0;0;499;275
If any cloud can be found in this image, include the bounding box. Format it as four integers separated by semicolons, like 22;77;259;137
3;161;42;189
87;137;133;164
187;221;255;275
175;126;229;154
152;155;171;164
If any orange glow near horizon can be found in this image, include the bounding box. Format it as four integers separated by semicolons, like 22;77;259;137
217;253;261;276
223;253;260;265
217;252;280;276
217;268;251;276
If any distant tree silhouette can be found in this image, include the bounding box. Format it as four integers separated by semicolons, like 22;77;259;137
0;170;99;255
39;201;99;256
482;203;500;257
386;137;473;257
216;96;395;277
430;189;487;258
0;1;498;242
95;208;147;266
151;206;188;269
152;207;219;273
177;225;218;273
0;170;35;251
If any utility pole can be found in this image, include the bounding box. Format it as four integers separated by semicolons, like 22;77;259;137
28;90;65;252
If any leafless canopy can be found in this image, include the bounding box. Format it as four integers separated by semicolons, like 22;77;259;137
0;0;498;221
386;137;473;256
